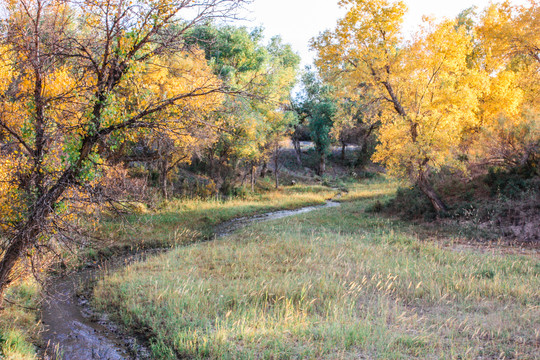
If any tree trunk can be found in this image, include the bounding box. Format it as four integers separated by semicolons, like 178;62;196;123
341;142;346;161
292;138;302;166
417;173;447;214
207;148;215;180
274;145;280;189
239;170;247;187
250;165;256;192
0;235;30;307
160;158;168;200
260;161;268;178
0;172;73;306
318;154;326;176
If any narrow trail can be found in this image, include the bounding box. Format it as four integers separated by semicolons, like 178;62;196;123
40;200;341;359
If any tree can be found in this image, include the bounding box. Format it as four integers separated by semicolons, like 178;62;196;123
188;25;300;192
473;0;539;169
295;69;337;175
312;0;484;213
329;79;380;164
0;0;245;305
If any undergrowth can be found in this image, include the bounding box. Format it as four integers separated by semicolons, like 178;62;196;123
378;166;540;242
91;185;338;254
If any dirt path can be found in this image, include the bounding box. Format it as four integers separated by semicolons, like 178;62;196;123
40;200;341;359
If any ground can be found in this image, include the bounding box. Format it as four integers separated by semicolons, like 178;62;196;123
1;165;538;359
92;179;540;359
0;182;337;359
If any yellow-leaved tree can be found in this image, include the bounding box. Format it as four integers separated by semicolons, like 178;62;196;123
474;0;539;168
0;0;244;304
312;0;486;213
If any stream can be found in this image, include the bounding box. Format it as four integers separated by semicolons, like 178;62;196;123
40;200;341;359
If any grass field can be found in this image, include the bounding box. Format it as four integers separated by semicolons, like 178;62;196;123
93;185;338;252
0;184;337;359
93;179;540;359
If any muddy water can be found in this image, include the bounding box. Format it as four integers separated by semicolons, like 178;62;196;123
41;200;341;359
41;273;130;360
41;253;157;359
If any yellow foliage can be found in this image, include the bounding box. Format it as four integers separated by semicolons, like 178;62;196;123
473;0;540;166
314;1;485;179
0;157;24;231
314;0;539;180
0;0;226;239
0;46;16;94
480;70;523;125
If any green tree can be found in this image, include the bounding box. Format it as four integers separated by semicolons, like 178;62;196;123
295;69;337;175
188;25;300;191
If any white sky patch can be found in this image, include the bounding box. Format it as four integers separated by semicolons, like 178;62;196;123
236;0;530;67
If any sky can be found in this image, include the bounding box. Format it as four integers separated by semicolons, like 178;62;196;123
236;0;529;67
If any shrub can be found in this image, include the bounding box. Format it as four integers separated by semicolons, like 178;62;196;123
484;165;539;198
384;186;437;221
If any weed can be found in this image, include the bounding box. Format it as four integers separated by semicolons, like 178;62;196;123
93;185;337;251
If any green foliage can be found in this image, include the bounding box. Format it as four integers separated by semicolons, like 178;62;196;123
185;24;301;191
187;25;268;83
366;200;384;213
385;186;437;221
297;70;337;158
309;101;336;157
484;166;539;198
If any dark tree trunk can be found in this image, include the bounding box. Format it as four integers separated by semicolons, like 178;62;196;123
250;165;256;192
318;154;326;176
207;148;216;180
417;172;447;214
260;161;268;178
274;144;280;189
341;142;346;161
0;235;30;307
0;172;73;306
239;169;247;188
160;158;168;200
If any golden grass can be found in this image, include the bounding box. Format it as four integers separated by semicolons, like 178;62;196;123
0;184;337;359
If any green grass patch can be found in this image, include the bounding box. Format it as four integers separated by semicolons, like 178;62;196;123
0;280;39;360
93;179;540;359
